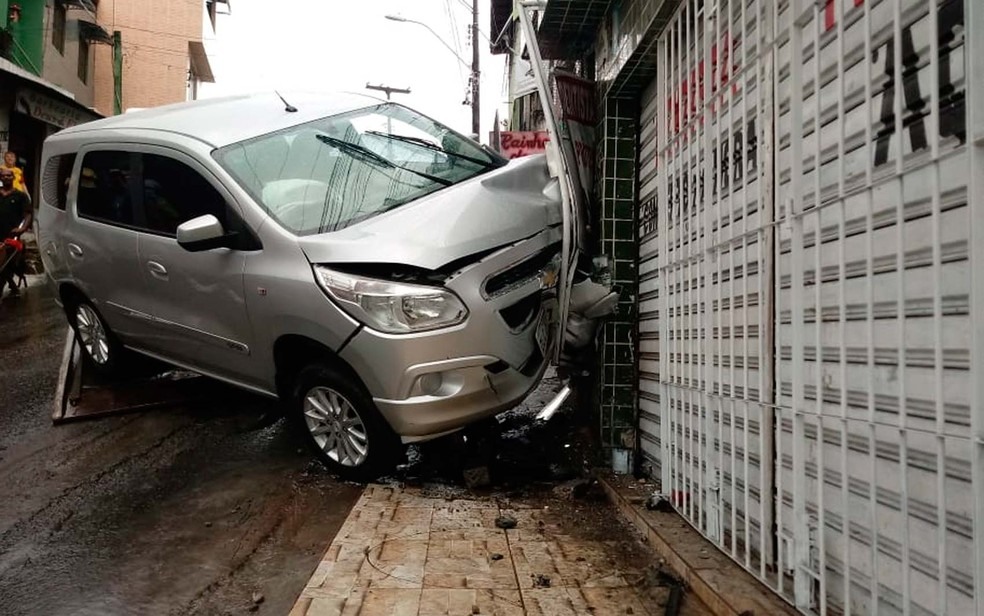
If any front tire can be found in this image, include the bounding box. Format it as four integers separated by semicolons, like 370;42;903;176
291;363;402;482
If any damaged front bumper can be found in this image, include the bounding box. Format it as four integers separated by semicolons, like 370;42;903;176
338;227;562;441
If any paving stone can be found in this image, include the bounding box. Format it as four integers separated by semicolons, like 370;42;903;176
418;588;526;615
289;484;709;615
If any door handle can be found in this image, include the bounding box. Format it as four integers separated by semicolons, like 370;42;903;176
147;261;168;280
67;243;83;259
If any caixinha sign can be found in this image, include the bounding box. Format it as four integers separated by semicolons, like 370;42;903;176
499;131;550;159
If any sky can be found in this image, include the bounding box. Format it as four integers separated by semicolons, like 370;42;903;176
199;0;509;141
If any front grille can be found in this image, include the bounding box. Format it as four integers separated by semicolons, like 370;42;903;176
483;246;559;298
498;291;541;330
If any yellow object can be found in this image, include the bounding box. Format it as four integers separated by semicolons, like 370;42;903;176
1;164;26;193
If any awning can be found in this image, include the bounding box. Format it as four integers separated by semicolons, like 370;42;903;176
57;0;98;12
78;20;113;45
1;57;77;101
188;41;215;83
206;0;231;31
537;0;612;59
0;57;102;127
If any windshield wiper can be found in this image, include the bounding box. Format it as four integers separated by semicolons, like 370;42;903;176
315;134;452;186
365;131;498;169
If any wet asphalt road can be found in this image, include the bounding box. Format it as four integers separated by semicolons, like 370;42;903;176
0;281;362;616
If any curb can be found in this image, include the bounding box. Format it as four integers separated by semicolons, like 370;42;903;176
596;472;797;616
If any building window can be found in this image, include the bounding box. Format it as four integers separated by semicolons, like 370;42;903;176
52;4;67;54
77;37;89;83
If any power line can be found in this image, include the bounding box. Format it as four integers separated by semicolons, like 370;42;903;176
444;0;463;58
442;0;467;92
10;24;218;43
449;0;496;45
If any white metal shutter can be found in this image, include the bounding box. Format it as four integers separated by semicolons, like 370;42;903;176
638;77;662;476
651;0;777;584
774;0;976;613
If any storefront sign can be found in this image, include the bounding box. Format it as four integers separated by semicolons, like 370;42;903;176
555;71;596;199
500;131;550;158
14;88;92;129
511;26;538;98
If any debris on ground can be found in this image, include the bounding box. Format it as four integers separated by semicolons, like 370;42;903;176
371;374;708;614
665;585;684;616
531;573;552;588
462;465;491;488
571;478;607;501
646;492;674;512
251;591;264;605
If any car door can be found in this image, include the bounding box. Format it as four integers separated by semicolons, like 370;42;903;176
62;148;147;343
517;4;589;362
126;146;260;386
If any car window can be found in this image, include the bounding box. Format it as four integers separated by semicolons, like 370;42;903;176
140;153;228;236
76;150;136;226
41;153;76;211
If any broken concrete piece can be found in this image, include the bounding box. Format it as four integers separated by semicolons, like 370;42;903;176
646;493;674;512
531;573;552;588
462;466;491;488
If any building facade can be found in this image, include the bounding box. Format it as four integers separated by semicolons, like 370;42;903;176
92;0;219;116
1;0;222;267
0;0;221;200
500;0;984;613
0;0;104;205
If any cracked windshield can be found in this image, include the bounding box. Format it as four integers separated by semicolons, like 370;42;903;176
215;103;503;235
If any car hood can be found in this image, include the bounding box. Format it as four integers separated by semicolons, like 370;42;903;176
296;154;562;270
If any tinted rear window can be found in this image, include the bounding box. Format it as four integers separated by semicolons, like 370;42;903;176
42;153;76;211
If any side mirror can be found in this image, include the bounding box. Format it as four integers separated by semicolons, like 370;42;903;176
176;214;237;252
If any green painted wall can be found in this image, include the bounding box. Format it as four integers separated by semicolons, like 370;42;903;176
4;0;45;75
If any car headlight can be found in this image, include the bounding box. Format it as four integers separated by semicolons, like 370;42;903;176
314;266;468;334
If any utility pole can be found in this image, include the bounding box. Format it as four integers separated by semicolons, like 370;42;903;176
365;83;411;101
113;31;123;115
470;0;480;138
365;84;410;136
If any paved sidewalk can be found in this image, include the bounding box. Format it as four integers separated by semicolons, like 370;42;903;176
289;484;708;615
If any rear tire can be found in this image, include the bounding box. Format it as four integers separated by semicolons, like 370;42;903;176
291;363;403;482
67;298;125;377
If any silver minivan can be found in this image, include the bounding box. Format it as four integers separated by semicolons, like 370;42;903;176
37;92;584;479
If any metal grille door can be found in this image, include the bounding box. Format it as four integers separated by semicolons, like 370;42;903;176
774;0;977;613
639;77;663;476
652;0;778;585
644;0;982;613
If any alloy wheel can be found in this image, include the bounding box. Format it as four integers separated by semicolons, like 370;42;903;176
303;386;369;467
75;304;110;365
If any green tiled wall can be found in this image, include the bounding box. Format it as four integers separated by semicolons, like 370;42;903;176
595;96;638;451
